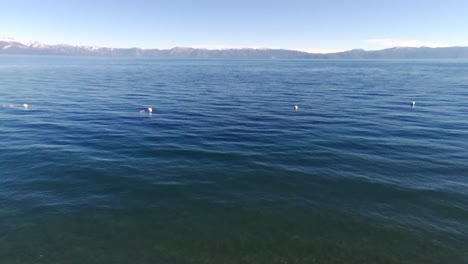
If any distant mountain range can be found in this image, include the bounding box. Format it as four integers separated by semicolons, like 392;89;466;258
1;39;468;59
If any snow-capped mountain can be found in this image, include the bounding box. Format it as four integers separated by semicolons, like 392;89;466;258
1;38;468;59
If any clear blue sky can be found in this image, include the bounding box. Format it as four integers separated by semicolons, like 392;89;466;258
1;0;467;52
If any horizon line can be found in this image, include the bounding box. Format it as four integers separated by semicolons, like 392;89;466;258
1;37;468;55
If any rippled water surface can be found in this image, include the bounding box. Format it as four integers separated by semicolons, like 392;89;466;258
1;56;467;263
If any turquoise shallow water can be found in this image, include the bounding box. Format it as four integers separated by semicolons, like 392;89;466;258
0;56;467;263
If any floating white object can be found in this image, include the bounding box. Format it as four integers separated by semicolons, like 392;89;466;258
23;104;29;109
294;105;299;111
411;101;416;107
147;107;153;113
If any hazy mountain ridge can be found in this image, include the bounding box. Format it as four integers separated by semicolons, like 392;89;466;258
1;40;468;59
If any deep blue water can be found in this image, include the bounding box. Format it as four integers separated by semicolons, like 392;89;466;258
1;56;467;263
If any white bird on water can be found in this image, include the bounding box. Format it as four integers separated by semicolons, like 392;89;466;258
147;107;153;113
411;101;416;107
294;105;299;111
23;104;29;109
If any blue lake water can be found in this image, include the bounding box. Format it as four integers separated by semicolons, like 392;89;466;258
1;56;467;263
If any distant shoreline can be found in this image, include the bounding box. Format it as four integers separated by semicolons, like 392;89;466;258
1;40;468;59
